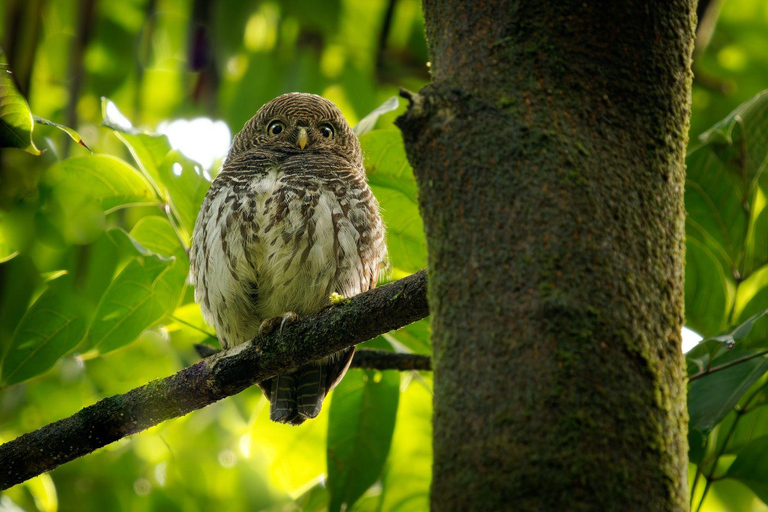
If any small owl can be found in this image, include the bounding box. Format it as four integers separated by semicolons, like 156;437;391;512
190;93;387;425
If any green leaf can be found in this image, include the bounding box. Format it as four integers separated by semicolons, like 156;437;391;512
384;318;431;355
86;231;178;354
47;154;157;212
688;355;768;434
685;90;768;337
0;212;19;263
326;369;400;512
34;115;92;152
101;97;172;191
156;150;211;241
726;436;768;504
379;378;433;512
353;96;399;137
0;50;41;155
1;276;87;386
130;215;189;301
361;129;426;275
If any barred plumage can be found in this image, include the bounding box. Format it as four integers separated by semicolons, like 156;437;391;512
190;93;387;425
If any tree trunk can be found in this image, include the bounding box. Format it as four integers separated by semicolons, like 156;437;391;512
397;2;695;510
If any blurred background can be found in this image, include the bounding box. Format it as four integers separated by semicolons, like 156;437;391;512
0;0;768;511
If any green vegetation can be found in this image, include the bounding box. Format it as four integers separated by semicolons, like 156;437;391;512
1;0;768;510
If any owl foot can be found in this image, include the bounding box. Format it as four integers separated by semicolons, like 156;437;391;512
328;292;346;305
259;312;299;339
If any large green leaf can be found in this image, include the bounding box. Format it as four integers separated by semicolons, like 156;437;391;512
688;356;768;434
156;150;211;242
1;276;87;386
361;129;426;275
47;154;157;212
687;311;768;435
685;90;768;337
379;378;433;512
86;229;179;354
130;215;189;300
102;97;172;192
326;368;400;512
0;50;40;155
726;436;768;504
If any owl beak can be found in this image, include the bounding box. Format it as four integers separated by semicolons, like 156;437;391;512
297;127;308;150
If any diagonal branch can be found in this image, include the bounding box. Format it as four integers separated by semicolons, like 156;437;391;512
0;269;428;490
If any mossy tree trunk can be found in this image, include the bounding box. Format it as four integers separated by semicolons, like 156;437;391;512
397;1;695;510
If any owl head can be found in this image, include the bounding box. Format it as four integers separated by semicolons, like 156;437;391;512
228;93;362;166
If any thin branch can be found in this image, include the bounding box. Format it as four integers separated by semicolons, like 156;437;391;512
351;349;431;371
688;349;768;382
192;344;432;372
0;270;428;490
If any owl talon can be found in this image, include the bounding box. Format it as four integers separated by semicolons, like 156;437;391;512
259;312;299;339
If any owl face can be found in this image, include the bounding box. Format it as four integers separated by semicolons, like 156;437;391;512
229;93;362;166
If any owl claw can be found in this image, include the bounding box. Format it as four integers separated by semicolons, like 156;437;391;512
259;312;299;339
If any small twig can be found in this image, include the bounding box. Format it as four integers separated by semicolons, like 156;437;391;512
193;344;431;371
172;316;216;339
688;349;768;382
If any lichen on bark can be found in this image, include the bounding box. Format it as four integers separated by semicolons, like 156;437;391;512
398;1;696;510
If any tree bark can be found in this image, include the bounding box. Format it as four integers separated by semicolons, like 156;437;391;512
397;2;695;510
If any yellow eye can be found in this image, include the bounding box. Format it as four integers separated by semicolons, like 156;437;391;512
319;123;334;139
267;121;285;136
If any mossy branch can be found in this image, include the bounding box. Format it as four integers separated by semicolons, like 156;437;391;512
0;270;429;490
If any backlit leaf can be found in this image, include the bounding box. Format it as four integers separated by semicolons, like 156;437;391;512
0;50;40;155
1;275;87;386
361;129;426;275
327;369;400;512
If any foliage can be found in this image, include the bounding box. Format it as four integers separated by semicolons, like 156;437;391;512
1;0;768;511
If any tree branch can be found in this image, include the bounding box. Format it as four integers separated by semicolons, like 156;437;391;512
193;344;432;371
0;270;428;490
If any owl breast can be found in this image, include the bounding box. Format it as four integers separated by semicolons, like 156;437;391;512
191;157;385;349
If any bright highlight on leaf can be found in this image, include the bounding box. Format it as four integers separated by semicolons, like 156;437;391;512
0;50;40;155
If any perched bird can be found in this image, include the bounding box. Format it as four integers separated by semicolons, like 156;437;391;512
190;93;387;425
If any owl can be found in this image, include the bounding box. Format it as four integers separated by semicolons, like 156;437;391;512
190;93;387;425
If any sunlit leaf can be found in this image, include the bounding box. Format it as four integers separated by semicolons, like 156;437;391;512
0;212;19;263
1;275;87;386
327;369;400;512
130;215;188;304
86;231;178;354
102;97;172;191
0;50;41;155
156;150;211;242
34;115;92;152
353;96;399;137
361;129;426;274
47;154;157;211
379;379;433;512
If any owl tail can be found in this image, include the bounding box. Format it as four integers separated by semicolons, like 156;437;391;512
259;347;355;425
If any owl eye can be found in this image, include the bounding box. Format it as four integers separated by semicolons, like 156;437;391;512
319;123;334;139
267;121;285;136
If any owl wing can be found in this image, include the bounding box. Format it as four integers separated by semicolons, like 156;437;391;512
190;152;274;348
